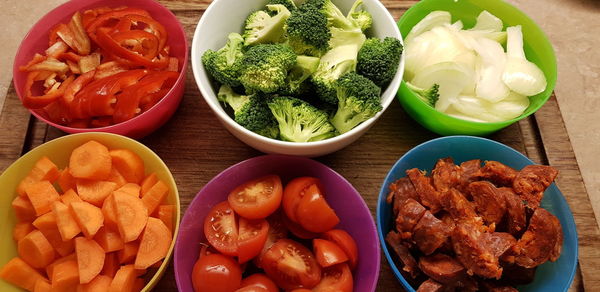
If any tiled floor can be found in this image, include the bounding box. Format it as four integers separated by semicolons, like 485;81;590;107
1;0;599;224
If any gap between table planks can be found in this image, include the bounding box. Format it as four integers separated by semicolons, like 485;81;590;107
0;0;598;291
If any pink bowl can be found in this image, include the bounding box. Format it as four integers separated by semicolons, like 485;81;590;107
174;154;381;291
13;0;188;139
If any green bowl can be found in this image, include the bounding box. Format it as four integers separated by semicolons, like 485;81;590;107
397;0;557;136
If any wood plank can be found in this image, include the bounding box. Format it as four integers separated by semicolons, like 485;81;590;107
0;83;31;171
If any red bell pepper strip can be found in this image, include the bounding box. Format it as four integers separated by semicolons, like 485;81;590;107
121;14;168;52
23;72;75;109
63;70;96;104
86;8;151;42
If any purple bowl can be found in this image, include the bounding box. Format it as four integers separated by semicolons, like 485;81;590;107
174;154;380;291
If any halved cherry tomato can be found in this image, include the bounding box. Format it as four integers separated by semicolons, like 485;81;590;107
235;287;268;292
239;274;278;292
255;212;289;268
282;211;319;239
203;201;238;256
290;290;313;292
228;175;283;220
237;217;269;264
295;184;339;233
192;253;242;292
313;239;348;268
312;263;353;292
197;243;218;261
321;229;358;270
283;177;321;223
261;239;321;290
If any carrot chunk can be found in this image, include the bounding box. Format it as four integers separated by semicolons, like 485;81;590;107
60;188;83;205
75;237;106;284
108;264;136;292
134;217;171;269
12;196;37;222
58;167;77;193
101;252;119;278
30;156;61;182
76;180;117;206
46;253;76;280
71;201;104;238
102;194;118;229
141;180;169;215
133;277;145;292
69;141;112;180
156;205;175;233
140;173;158;198
0;257;47;291
17;175;38;197
33;212;75;257
51;259;79;291
94;227;124;252
18;229;56;269
25;180;61;216
106;167;127;188
78;274;112;292
118;242;139;264
13;222;34;242
115;183;141;197
53;201;82;241
113;192;148;242
109;149;145;184
34;278;51;292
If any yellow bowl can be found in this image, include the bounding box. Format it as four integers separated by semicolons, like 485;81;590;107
0;132;180;291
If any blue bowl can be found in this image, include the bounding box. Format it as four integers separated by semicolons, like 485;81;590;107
376;136;577;291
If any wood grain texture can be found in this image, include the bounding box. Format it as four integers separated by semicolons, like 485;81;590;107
0;1;597;292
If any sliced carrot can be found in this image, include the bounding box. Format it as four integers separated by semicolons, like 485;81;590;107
115;183;141;197
77;274;112;292
101;252;119;278
30;156;61;182
25;180;61;216
34;278;51;292
108;264;136;292
75;237;106;284
71;201;104;238
12;195;37;222
17;175;37;197
13;222;34;242
141;180;169;215
106;167;127;188
58;167;77;193
133;277;145;292
94;227;124;252
151;260;163;268
33;212;75;257
135;217;171;269
118;241;139;264
113;192;148;242
102;194;118;229
51;259;79;291
18;229;56;269
53;201;82;241
135;268;147;276
109;149;145;184
156;205;175;232
76;179;117;206
0;257;47;291
46;253;76;280
69;140;112;180
61;188;84;205
140;173;158;198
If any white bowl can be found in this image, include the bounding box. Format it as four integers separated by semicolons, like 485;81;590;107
191;0;404;157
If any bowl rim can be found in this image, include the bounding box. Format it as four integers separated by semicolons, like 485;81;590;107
174;153;381;291
0;132;181;292
397;0;558;127
12;0;189;133
190;0;404;148
376;135;578;292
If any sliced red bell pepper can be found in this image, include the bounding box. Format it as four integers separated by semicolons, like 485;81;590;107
96;27;166;69
121;14;167;52
111;30;159;59
86;8;151;42
23;71;75;109
44;100;72;125
67;11;91;55
63;70;96;104
90;116;113;128
19;54;46;71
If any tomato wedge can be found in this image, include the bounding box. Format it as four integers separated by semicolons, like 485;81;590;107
255;212;289;268
321;229;359;270
283;177;321;223
313;239;348;268
295;184;340;233
228;175;283;220
261;239;321;290
203;201;238;256
192;253;242;292
235;287;268;292
282;211;319;239
312;263;353;292
239;274;278;292
237;217;269;264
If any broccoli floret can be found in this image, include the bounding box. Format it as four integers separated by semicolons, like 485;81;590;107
243;5;291;46
329;26;366;48
357;37;403;87
268;0;297;13
406;82;440;107
218;85;280;139
347;0;372;31
239;44;297;93
330;72;382;134
312;44;360;104
202;33;245;87
285;6;331;56
303;0;355;30
268;96;337;142
280;55;320;96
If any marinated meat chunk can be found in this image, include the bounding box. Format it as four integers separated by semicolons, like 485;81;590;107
432;158;462;192
418;253;466;284
500;187;526;237
395;198;427;239
413;211;453;255
468;181;507;225
459;159;482;192
514;208;563;268
386;177;420;217
416;279;447;292
479;281;519;292
441;188;478;223
386;231;420;278
482;232;517;258
452;222;503;279
407;169;443;214
513;165;559;209
455;276;479;292
476;161;518;187
500;264;537;286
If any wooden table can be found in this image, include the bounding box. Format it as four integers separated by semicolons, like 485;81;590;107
1;0;600;291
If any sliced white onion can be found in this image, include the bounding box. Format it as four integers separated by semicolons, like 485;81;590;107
411;62;475;112
473;38;510;102
502;26;547;96
452;95;505;122
405;10;451;45
470;10;503;32
489;91;530;120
